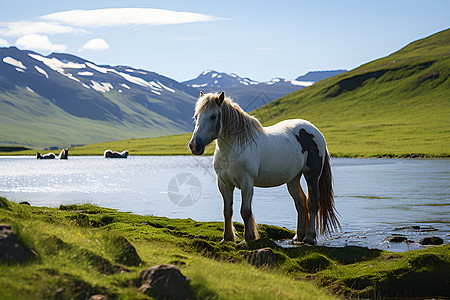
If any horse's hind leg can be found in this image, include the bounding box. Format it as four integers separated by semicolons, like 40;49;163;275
304;175;320;245
218;179;235;242
287;174;308;241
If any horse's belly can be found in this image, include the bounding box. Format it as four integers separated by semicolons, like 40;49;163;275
254;158;303;187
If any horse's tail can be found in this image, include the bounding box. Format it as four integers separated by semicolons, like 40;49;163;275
318;151;340;235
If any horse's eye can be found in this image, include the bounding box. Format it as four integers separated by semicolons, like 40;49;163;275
210;115;216;120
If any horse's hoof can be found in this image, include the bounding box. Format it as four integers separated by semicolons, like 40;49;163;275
293;234;306;242
302;237;316;245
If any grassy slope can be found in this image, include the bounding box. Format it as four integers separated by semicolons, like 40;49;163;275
253;29;450;157
1;197;448;299
0;88;186;149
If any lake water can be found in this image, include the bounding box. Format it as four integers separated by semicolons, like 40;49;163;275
1;156;448;252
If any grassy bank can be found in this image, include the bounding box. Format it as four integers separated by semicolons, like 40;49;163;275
0;130;448;158
1;197;448;299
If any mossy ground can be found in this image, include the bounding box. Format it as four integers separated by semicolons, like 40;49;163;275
0;196;448;299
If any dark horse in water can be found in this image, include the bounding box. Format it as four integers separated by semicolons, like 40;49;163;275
59;148;69;159
36;152;56;159
104;150;129;158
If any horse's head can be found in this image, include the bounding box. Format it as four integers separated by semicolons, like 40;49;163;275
189;91;225;155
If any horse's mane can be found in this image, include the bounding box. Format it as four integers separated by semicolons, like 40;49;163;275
195;93;265;147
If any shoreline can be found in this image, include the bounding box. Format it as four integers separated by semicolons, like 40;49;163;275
1;197;449;299
1;152;449;158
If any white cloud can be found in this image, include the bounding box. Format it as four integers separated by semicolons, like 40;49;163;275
80;38;109;51
41;8;221;27
0;38;9;47
16;34;67;52
0;21;85;37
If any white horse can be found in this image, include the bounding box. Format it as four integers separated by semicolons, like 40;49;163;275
189;92;339;244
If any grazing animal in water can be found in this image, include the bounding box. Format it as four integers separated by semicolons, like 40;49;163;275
36;152;56;159
104;149;129;158
59;148;69;159
188;92;340;244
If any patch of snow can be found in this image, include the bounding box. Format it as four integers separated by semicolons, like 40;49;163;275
158;81;175;93
217;75;222;78
148;81;162;90
78;71;94;76
119;89;123;93
90;81;113;93
212;73;218;78
16;68;25;73
82;83;91;89
230;74;237;78
26;86;34;93
290;80;314;87
202;70;212;76
271;78;281;83
34;66;48;79
240;81;249;86
125;69;135;72
86;62;108;74
116;71;154;89
3;57;26;69
190;83;208;88
214;80;218;84
29;54;85;73
120;83;131;89
64;73;80;83
151;90;161;95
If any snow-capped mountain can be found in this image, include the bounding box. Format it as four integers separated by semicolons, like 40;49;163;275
0;47;198;148
183;70;313;111
0;46;345;148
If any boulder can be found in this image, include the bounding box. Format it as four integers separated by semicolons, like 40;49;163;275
138;264;192;299
384;234;412;243
0;224;32;264
419;237;444;245
244;247;278;267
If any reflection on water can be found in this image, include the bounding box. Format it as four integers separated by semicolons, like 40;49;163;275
0;156;448;252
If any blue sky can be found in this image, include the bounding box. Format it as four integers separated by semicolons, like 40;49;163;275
1;0;448;82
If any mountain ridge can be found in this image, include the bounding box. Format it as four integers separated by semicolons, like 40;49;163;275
0;47;349;148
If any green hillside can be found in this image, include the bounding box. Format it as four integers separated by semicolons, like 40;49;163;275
253;29;450;157
0;88;186;149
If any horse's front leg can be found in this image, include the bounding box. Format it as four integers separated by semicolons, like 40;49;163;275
218;179;235;242
240;182;258;241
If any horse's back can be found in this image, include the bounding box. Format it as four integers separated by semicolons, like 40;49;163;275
254;119;327;186
265;119;327;157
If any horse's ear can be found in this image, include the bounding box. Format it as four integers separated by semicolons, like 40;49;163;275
200;91;204;97
216;92;225;106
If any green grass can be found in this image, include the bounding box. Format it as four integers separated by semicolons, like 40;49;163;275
0;133;217;156
252;29;450;157
1;197;448;299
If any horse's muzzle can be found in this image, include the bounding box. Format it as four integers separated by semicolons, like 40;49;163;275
189;137;205;155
